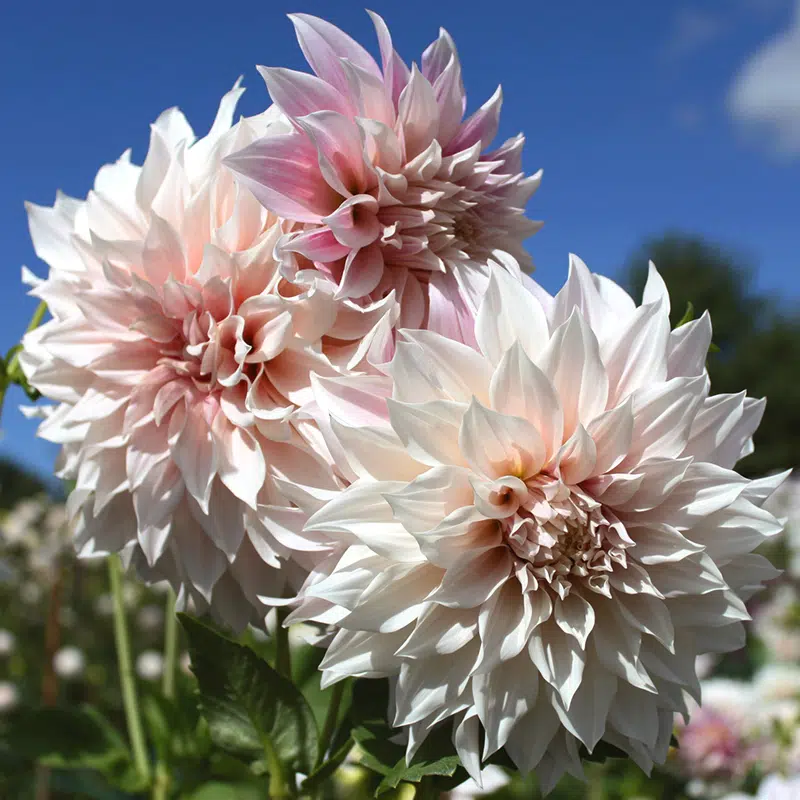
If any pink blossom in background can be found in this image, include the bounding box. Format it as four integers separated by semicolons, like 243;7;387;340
677;679;759;784
225;12;542;347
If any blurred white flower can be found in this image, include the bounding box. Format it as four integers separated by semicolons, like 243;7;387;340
721;773;800;800
136;650;164;681
763;475;800;578
136;604;163;632
0;681;19;713
94;593;114;616
20;581;42;605
53;645;86;679
0;629;15;656
754;585;800;663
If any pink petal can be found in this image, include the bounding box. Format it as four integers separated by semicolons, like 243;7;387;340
337;243;385;299
289;12;382;98
324;194;381;250
397;64;440;159
368;10;411;108
224;132;342;222
445;85;502;156
257;66;352;119
282;227;351;263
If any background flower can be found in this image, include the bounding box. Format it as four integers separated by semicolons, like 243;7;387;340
289;257;782;790
226;12;542;347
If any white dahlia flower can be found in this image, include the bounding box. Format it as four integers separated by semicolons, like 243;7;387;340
289;258;783;789
18;82;365;630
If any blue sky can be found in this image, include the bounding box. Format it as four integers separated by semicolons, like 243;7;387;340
1;0;798;478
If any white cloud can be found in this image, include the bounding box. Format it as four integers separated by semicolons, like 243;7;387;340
664;9;729;60
728;0;800;154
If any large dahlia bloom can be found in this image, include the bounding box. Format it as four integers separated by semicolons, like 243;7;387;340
289;259;784;789
225;13;542;343
18;83;360;630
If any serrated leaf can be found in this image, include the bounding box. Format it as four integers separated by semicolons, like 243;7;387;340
301;735;355;793
179;613;318;774
374;723;464;796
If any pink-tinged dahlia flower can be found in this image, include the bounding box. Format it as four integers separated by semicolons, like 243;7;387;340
288;258;784;790
19;83;352;630
225;13;542;344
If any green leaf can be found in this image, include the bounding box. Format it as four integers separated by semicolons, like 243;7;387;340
179;613;319;774
676;301;695;328
186;781;264;800
7;705;130;772
374;723;465;796
4;705;146;792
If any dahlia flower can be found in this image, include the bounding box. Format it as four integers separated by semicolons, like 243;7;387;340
722;774;800;800
225;12;542;344
289;258;783;789
18;82;364;630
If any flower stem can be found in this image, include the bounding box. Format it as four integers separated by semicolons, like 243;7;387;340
151;589;178;800
263;734;291;800
161;588;178;700
315;679;347;770
275;607;291;679
108;555;150;785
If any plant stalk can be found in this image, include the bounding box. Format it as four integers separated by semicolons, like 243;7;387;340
275;606;291;679
151;589;178;800
314;679;347;770
108;555;151;785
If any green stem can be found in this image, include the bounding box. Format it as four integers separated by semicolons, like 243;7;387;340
263;734;292;800
275;607;291;679
108;555;151;785
314;680;347;770
161;589;178;699
151;589;178;800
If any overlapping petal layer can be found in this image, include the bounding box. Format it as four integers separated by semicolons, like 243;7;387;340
289;258;784;789
225;13;542;346
18;84;367;629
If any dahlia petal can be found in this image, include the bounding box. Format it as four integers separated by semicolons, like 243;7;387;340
453;711;483;783
170;403;217;514
320;628;405;682
551;254;614;335
337;243;385;299
459;398;546;481
667;311;712;379
616;594;675;653
555;591;596;649
282;227;351;262
593;607;656;693
397;64;440;159
490;342;564;462
305;480;422;561
445;85;502;155
624;376;707;465
538;310;609;439
212;415;265;509
432;55;466;146
189;481;246;562
602;300;671;406
367;10;411;107
398;329;493;405
258;65;352;120
224;132;341;222
474;654;540;757
586;399;633;475
289;13;381;96
553;659;617;751
475;265;550;366
432;546;512;608
504;700;562;775
529;623;585;709
397;604;478;658
608;683;659;750
387;398;465;467
557;424;597;485
312;372;393;427
626;521;704;565
344;563;441;633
